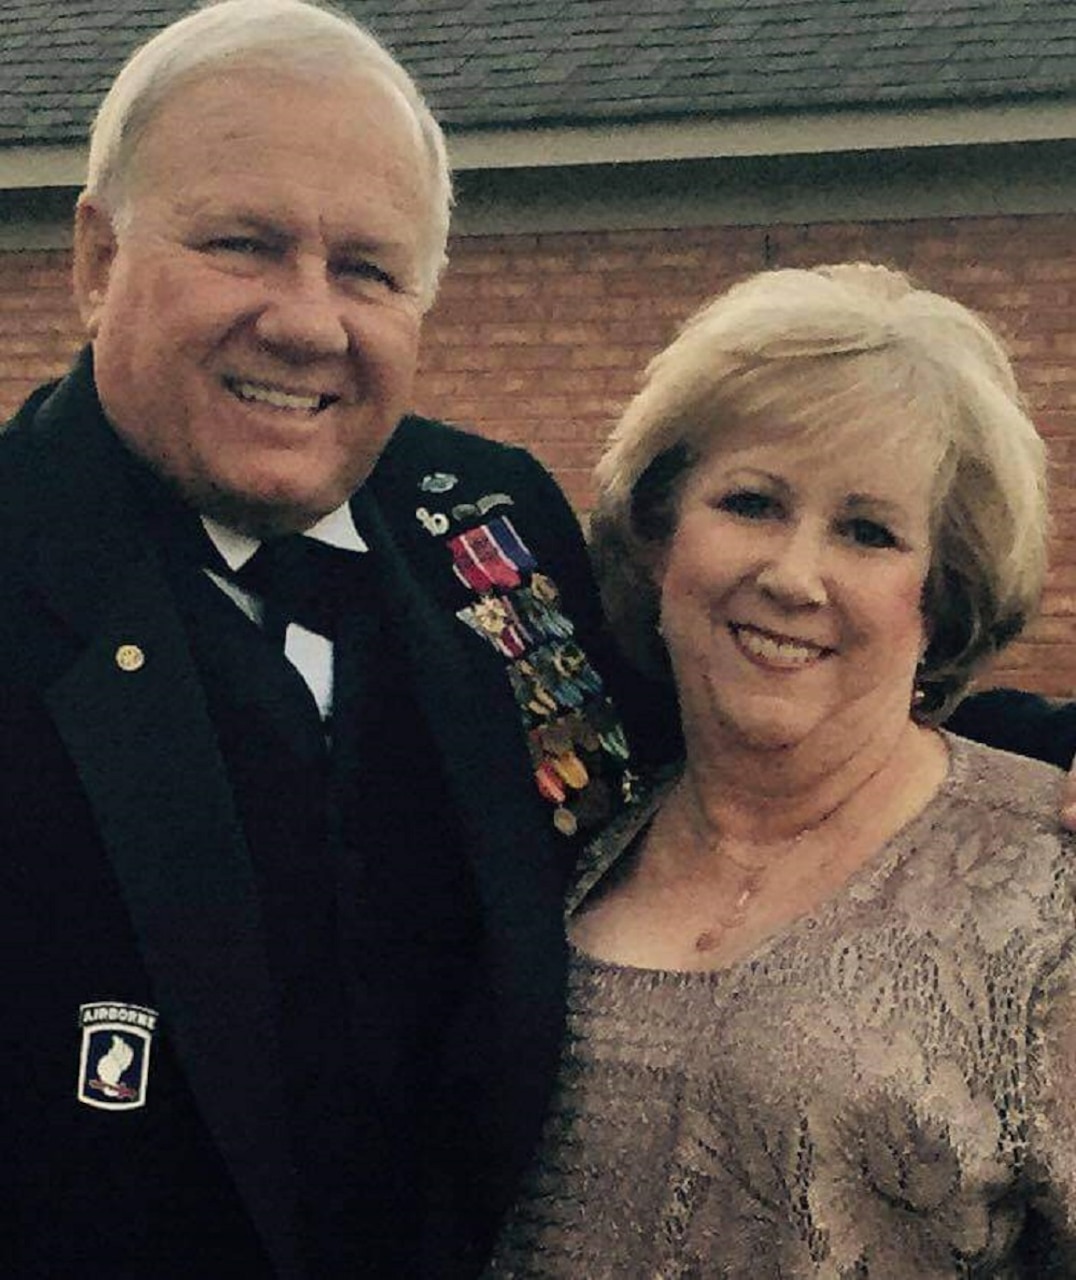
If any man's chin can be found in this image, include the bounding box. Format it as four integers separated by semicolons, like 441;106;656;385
191;484;346;539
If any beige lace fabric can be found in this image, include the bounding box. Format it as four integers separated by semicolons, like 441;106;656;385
488;736;1076;1278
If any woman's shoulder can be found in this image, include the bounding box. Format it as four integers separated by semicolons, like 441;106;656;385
915;735;1076;941
943;732;1070;834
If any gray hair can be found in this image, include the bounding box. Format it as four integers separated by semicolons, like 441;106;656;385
591;262;1048;723
84;0;452;308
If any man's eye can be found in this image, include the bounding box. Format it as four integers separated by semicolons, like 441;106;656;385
842;518;897;549
337;259;398;291
204;236;270;256
718;490;777;519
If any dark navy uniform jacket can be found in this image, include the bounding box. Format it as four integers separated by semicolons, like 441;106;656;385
0;350;669;1278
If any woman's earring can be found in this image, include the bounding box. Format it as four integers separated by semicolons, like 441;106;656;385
912;659;927;707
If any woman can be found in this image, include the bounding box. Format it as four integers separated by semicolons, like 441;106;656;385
489;264;1076;1276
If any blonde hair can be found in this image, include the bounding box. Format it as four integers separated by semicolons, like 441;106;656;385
592;263;1048;722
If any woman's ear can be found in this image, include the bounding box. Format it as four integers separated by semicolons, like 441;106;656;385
72;196;118;337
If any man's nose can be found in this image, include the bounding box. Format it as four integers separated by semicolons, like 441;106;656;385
755;523;828;607
253;258;350;358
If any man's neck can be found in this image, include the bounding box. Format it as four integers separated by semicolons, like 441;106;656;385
201;503;368;572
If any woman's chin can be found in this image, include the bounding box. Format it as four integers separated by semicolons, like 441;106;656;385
700;695;825;754
714;714;813;754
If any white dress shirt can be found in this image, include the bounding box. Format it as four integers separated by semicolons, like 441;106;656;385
200;505;368;720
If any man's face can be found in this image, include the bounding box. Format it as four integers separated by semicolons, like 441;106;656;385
75;66;431;535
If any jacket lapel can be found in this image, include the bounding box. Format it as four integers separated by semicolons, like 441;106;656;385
20;362;306;1279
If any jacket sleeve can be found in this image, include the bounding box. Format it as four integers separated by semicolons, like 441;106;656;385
946;689;1076;770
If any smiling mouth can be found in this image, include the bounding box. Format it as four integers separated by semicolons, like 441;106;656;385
731;623;832;668
225;377;338;414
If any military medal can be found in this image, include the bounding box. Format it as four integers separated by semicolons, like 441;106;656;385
456;595;531;657
446;504;635;836
550;751;589;789
553;806;578;836
535;760;567;803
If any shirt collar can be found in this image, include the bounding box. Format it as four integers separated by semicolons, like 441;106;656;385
201;502;369;572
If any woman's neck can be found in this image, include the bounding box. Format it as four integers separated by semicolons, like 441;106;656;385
571;712;949;972
671;713;945;860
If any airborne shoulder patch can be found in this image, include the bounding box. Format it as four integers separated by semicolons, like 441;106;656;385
77;1001;158;1111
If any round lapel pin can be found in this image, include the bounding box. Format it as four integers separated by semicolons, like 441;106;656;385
114;643;145;672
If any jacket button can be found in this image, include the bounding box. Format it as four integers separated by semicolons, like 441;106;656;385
114;643;146;672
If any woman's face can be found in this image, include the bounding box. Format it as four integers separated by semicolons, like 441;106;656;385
654;420;935;755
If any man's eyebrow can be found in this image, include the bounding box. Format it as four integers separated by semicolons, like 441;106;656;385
187;213;407;257
190;211;284;236
332;234;411;259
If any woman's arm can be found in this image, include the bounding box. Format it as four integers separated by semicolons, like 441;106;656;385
1023;944;1076;1270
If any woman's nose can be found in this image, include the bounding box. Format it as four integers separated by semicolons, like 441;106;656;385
755;524;828;607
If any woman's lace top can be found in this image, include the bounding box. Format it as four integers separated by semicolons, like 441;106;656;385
488;736;1076;1277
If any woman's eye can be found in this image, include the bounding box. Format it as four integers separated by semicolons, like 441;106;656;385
842;518;897;549
718;490;777;519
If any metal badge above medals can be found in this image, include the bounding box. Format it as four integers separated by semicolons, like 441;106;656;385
418;471;635;838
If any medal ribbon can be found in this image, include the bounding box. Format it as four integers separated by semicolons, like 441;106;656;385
488;516;537;572
449;524;522;591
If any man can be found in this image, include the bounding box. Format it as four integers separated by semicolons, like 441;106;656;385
2;2;1072;1276
0;2;664;1274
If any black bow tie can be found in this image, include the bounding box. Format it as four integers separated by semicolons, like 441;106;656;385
236;536;367;641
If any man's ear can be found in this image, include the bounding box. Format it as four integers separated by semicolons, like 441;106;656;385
72;195;117;337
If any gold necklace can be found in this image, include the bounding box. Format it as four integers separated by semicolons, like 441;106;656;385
691;863;765;953
664;788;844;956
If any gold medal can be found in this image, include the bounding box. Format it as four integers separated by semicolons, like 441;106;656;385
529;573;559;604
553;806;578;836
550;751;589;790
472;596;509;634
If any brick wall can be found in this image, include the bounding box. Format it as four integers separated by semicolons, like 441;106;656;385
2;212;1074;694
414;215;1076;697
0;250;83;411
